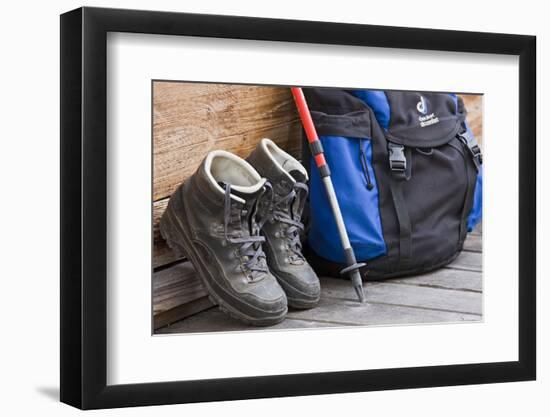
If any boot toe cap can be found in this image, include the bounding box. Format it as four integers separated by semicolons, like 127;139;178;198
238;276;288;324
272;264;321;309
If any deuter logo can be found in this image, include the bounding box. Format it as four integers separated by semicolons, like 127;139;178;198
416;96;427;114
416;95;439;127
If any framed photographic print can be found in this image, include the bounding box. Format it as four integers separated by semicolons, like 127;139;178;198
60;6;536;409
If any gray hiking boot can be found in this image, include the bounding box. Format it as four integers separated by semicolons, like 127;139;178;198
159;150;287;326
247;139;321;309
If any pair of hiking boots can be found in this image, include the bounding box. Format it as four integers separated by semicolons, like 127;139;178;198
160;139;320;326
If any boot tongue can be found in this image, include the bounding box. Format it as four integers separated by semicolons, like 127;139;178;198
286;169;308;221
218;181;265;238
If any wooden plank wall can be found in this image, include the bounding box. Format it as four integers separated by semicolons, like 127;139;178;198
152;83;483;328
153;82;302;268
461;94;483;142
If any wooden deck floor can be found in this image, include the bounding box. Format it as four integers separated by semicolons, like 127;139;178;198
156;226;482;334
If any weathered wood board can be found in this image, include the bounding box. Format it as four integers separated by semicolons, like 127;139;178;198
153;82;302;201
153;262;208;314
159;297;479;333
390;268;482;292
154;226;482;331
462;232;482;252
153;262;210;329
461;94;483;144
157;259;482;333
152;198;174;268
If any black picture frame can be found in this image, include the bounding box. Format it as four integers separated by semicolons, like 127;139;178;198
60;6;536;410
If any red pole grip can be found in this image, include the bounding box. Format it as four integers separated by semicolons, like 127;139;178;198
291;87;327;168
291;87;319;144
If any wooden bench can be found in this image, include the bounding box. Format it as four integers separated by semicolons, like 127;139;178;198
152;82;483;331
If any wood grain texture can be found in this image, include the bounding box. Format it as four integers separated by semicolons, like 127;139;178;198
462;233;482;252
153;82;302;202
445;251;482;272
153;230;482;332
390;268;482;292
460;94;483;144
159;309;342;333
154;297;214;330
158;295;479;334
321;278;481;315
153;261;208;316
152;198;179;268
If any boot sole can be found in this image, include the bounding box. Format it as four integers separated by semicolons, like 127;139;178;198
159;199;287;327
287;297;320;310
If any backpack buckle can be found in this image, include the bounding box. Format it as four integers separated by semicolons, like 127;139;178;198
458;130;482;169
388;142;406;172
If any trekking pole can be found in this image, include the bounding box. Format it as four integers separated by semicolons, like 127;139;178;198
291;87;366;303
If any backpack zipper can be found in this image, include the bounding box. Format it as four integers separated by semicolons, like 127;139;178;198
359;139;374;191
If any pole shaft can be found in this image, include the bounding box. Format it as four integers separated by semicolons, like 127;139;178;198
322;176;352;250
291;87;366;302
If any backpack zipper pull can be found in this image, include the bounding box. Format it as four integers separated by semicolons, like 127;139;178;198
359;139;374;191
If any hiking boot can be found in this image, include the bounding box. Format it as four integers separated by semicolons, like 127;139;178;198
247;138;321;309
159;150;287;326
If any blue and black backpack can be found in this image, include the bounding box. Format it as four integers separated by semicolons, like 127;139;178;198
303;89;482;279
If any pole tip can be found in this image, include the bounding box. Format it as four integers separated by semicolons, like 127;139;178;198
354;285;366;303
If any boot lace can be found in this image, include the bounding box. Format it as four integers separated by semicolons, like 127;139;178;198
222;183;268;281
262;181;308;263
